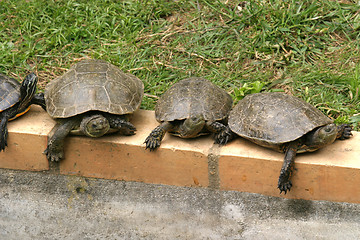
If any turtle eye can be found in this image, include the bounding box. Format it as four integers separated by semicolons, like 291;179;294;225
324;126;333;133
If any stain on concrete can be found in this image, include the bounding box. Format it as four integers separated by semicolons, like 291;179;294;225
66;175;93;207
285;198;315;219
48;160;60;174
208;144;221;189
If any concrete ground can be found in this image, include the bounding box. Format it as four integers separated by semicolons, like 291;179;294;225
1;168;360;240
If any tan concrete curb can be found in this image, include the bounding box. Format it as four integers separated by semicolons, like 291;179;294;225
1;105;359;203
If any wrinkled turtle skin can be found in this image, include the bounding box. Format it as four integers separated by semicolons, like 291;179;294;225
44;59;144;162
0;73;45;151
218;92;352;194
145;77;233;150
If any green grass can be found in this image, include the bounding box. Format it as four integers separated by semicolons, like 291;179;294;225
1;0;360;128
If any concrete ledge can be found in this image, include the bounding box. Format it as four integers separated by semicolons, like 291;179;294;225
0;105;359;203
219;136;360;203
0;106;52;171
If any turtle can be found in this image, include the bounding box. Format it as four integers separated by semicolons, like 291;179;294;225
0;73;45;151
217;92;352;194
43;59;144;162
144;77;233;150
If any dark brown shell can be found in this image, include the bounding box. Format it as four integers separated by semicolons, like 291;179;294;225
45;59;144;118
155;77;233;122
0;74;21;111
229;92;333;145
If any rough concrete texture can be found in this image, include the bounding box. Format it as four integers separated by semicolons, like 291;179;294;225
1;168;360;240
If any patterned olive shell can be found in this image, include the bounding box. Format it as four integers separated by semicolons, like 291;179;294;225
0;74;21;111
155;77;233;122
229;92;333;145
45;59;144;118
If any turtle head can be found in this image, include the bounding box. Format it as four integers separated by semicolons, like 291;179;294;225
18;73;38;111
80;114;110;138
305;123;337;150
178;115;206;138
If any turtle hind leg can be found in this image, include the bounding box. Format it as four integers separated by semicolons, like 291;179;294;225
336;124;353;140
206;121;235;145
105;113;136;136
44;117;80;162
144;122;173;151
278;141;298;194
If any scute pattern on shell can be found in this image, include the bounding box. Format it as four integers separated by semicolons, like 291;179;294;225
229;92;333;144
155;77;233;122
0;74;21;111
45;59;144;118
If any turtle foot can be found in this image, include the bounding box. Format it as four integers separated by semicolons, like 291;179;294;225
107;115;136;135
44;147;64;162
144;126;166;151
278;179;292;194
0;128;8;151
338;124;352;140
120;122;136;136
144;135;161;151
0;141;7;152
214;126;233;145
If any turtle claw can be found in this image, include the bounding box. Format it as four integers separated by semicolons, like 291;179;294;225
44;146;64;162
122;123;136;136
338;124;353;140
106;114;137;136
144;135;161;151
119;124;136;136
214;126;233;145
144;126;166;151
337;124;352;140
118;121;136;136
124;129;136;136
278;180;292;194
0;142;7;152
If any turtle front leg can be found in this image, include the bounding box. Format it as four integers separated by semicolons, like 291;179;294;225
336;124;353;140
278;141;298;194
0;115;9;151
144;122;173;151
44;117;80;162
105;114;136;136
0;108;16;151
206;121;235;145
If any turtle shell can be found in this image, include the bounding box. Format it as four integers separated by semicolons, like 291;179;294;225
0;74;21;111
45;59;144;118
229;92;333;146
155;77;233;122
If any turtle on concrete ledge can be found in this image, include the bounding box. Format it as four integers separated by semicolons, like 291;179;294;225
145;77;233;151
43;59;144;162
216;92;352;194
0;73;45;151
